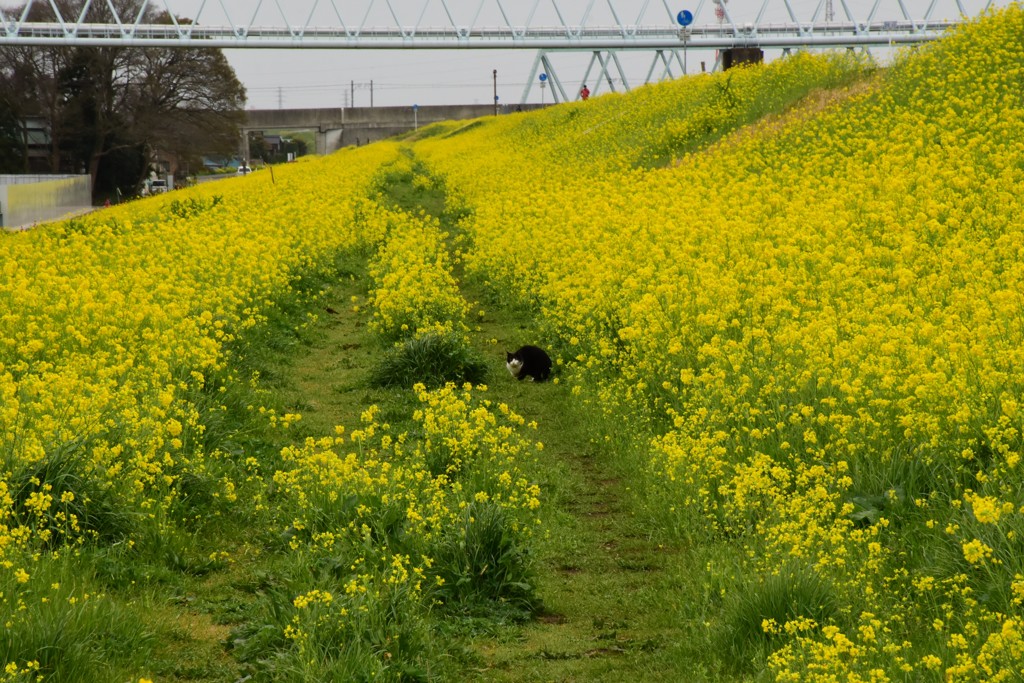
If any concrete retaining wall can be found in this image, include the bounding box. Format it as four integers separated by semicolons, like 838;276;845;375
0;175;92;230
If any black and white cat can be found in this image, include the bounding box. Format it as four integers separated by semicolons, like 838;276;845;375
505;345;552;382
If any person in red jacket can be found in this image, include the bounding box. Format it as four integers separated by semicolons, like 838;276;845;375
580;84;590;100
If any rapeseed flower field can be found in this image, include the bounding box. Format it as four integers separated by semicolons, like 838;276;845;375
3;4;1024;680
0;140;542;678
414;5;1024;680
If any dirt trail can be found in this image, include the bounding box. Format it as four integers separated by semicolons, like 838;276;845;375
343;156;715;681
457;287;704;682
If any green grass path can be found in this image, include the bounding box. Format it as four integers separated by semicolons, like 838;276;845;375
456;285;716;682
144;244;723;682
255;239;715;681
264;260;715;682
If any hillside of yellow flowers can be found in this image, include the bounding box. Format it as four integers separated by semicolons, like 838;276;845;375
3;4;1024;681
414;5;1024;680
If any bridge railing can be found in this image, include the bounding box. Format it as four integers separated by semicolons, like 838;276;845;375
1;0;996;49
1;21;961;48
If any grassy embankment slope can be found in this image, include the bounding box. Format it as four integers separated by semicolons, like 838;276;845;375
412;5;1024;679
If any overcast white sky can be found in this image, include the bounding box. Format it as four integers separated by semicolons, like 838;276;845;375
1;0;1010;108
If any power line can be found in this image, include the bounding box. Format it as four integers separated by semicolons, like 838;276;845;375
247;80;538;94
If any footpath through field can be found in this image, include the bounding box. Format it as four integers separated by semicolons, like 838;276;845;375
305;153;715;681
460;294;709;681
276;258;709;681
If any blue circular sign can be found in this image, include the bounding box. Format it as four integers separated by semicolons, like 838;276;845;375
539;73;548;82
677;10;694;26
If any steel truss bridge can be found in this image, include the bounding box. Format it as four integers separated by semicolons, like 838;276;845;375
0;0;1004;103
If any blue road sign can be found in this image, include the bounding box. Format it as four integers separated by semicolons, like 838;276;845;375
677;10;694;26
539;73;548;82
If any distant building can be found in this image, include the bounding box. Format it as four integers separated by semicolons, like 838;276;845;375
23;117;51;172
264;135;283;153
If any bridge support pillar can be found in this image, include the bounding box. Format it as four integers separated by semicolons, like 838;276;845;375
323;129;344;154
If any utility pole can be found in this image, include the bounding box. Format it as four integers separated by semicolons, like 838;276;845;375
371;80;374;108
493;69;498;116
351;80;355;107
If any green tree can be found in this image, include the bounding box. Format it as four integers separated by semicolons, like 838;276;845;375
0;0;245;198
0;93;24;172
0;41;74;173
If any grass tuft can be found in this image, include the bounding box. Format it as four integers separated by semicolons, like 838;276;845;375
722;564;839;670
1;557;156;683
8;439;136;547
369;332;488;389
433;501;537;615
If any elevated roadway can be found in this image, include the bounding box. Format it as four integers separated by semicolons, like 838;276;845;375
244;103;543;155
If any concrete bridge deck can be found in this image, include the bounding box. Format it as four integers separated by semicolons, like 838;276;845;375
244;103;544;154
